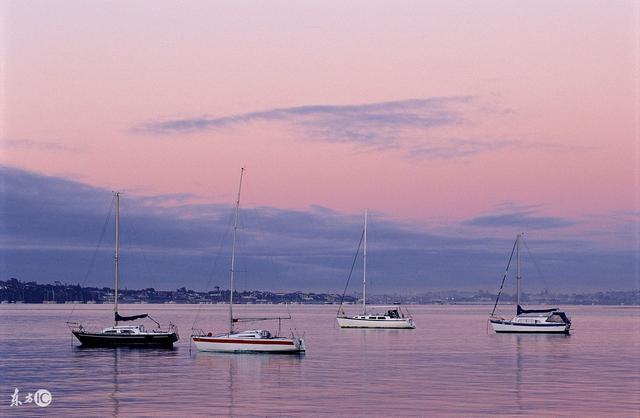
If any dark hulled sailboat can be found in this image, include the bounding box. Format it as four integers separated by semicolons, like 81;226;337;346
489;234;571;334
70;192;178;347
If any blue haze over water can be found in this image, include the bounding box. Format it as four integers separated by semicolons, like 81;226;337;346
1;304;639;416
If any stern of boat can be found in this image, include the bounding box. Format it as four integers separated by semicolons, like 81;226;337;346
291;330;305;352
168;322;179;342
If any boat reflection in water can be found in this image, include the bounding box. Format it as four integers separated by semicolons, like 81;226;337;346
193;351;304;416
70;345;179;416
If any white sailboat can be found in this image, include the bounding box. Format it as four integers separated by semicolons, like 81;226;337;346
489;234;571;334
69;192;179;347
191;168;306;353
337;210;415;329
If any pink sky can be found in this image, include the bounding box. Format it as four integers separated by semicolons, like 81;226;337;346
2;1;638;244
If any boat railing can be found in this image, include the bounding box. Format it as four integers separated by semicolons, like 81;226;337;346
65;321;82;331
66;320;178;334
165;322;178;336
65;321;100;333
190;328;207;338
289;328;305;341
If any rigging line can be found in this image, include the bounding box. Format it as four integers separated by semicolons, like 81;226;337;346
232;178;294;324
66;196;115;324
403;304;413;319
235;176;257;288
190;209;235;331
118;198;156;303
337;229;365;316
234;208;248;288
494;306;507;318
490;237;518;317
522;238;550;294
233;316;291;322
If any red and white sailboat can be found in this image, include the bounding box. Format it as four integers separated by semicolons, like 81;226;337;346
191;168;306;353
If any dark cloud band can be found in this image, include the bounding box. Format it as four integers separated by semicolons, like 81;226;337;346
0;166;634;292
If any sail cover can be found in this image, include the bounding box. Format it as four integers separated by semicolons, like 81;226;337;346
517;305;558;315
115;311;148;322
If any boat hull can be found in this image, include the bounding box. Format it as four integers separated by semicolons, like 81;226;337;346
72;331;178;347
337;317;415;329
490;319;570;334
192;336;305;353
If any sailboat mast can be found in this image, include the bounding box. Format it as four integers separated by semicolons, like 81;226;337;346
363;209;367;314
114;192;120;324
229;168;244;333
516;233;521;309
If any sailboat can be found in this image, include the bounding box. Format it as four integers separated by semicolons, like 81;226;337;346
69;192;179;347
489;234;571;334
336;210;415;329
191;168;306;353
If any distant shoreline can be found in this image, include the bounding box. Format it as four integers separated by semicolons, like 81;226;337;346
2;278;638;306
2;302;640;307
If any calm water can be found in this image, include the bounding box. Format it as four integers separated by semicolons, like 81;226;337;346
1;304;639;416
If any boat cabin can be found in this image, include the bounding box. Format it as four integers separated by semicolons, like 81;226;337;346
353;309;405;321
354;315;388;320
230;330;273;339
547;311;571;323
512;310;571;325
100;325;146;334
386;309;402;318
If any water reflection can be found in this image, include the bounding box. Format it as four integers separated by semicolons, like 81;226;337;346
192;351;305;376
515;335;523;413
111;349;119;417
71;346;180;416
192;352;304;414
2;305;637;416
511;334;571;414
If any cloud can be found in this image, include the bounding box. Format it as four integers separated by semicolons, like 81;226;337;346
2;138;76;152
133;97;529;159
133;97;594;160
0;166;635;292
462;210;575;230
408;138;519;159
135;97;471;135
